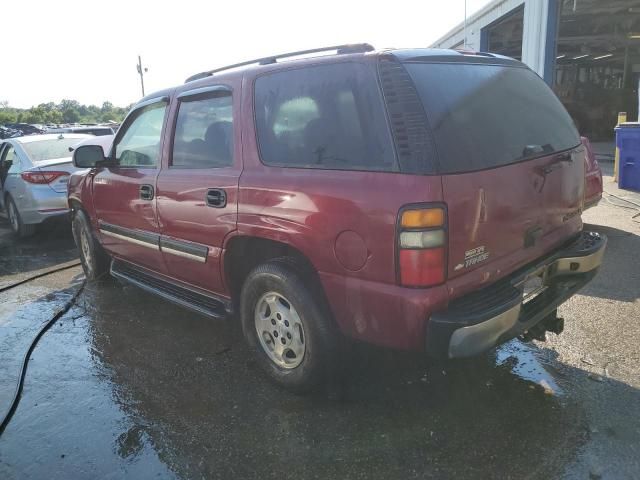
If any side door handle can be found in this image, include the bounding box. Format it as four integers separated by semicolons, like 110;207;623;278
206;188;227;208
140;184;154;201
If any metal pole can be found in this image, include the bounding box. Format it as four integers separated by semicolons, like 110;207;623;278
622;44;629;89
464;0;467;48
137;55;146;97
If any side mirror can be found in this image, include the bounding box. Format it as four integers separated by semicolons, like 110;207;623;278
73;145;106;168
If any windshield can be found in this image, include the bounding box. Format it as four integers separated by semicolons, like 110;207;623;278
21;137;82;163
404;62;581;174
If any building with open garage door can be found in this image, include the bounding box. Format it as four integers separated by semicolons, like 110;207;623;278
432;0;640;141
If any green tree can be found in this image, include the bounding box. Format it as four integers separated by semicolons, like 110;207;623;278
0;110;17;123
59;99;81;123
1;99;128;126
22;107;45;124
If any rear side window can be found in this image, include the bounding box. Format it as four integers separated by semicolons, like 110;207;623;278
404;63;580;173
254;62;397;172
172;93;233;168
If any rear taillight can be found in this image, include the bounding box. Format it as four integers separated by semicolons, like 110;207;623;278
397;206;447;287
21;171;69;184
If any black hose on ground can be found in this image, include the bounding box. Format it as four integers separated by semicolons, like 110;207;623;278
0;262;81;294
603;190;640;222
0;280;85;436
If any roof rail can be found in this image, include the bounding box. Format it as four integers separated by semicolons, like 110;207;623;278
184;43;375;83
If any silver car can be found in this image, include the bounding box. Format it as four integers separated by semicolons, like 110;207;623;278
0;134;91;237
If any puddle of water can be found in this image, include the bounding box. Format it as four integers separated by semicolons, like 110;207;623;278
1;281;583;479
0;300;176;480
0;285;51;327
495;340;564;396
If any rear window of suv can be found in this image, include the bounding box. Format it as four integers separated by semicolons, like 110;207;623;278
404;62;581;174
254;62;397;172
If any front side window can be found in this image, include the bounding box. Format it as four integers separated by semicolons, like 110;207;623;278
254;62;396;172
172;94;233;168
115;102;167;167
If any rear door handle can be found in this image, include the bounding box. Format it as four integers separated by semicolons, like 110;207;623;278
140;184;154;200
206;188;227;208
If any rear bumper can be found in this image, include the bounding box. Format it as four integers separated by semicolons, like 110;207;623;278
426;231;607;359
19;187;69;225
21;207;70;224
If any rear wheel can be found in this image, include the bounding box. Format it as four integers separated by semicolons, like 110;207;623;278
6;196;36;238
240;260;339;392
72;209;110;281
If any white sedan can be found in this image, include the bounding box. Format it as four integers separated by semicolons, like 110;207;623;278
0;133;92;237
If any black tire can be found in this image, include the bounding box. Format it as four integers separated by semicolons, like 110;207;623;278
6;196;36;238
240;260;339;392
72;209;110;281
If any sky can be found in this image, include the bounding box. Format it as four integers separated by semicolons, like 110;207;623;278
0;0;490;108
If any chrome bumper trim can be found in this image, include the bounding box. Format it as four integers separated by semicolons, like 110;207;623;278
449;303;522;358
447;232;606;358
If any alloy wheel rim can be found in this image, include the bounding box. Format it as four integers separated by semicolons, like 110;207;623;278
254;292;306;369
80;227;93;275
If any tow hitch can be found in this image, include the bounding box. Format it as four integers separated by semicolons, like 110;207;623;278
520;310;565;342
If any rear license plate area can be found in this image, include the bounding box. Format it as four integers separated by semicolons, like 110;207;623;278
522;274;547;304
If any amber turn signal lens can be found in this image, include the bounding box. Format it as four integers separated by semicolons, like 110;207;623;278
401;208;444;228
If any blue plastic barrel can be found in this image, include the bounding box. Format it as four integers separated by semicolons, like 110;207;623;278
615;122;640;192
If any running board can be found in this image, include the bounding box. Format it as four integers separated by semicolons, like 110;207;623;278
110;259;231;319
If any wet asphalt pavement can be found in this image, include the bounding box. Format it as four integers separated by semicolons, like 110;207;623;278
0;176;639;479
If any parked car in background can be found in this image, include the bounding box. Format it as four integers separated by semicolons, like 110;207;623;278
3;123;45;135
69;45;606;391
581;136;603;210
47;125;114;136
1;133;91;237
69;134;115;155
0;126;22;139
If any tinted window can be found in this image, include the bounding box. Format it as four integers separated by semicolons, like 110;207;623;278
404;63;580;173
172;94;233;168
255;63;396;171
115;102;167;167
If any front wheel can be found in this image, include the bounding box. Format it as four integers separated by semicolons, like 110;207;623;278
72;209;110;281
240;260;339;392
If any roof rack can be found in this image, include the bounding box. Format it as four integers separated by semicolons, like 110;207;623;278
184;43;375;83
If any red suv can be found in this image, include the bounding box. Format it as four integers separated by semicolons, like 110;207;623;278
69;44;606;391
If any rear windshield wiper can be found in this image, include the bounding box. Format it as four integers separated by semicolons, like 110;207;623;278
521;144;554;158
542;151;573;174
